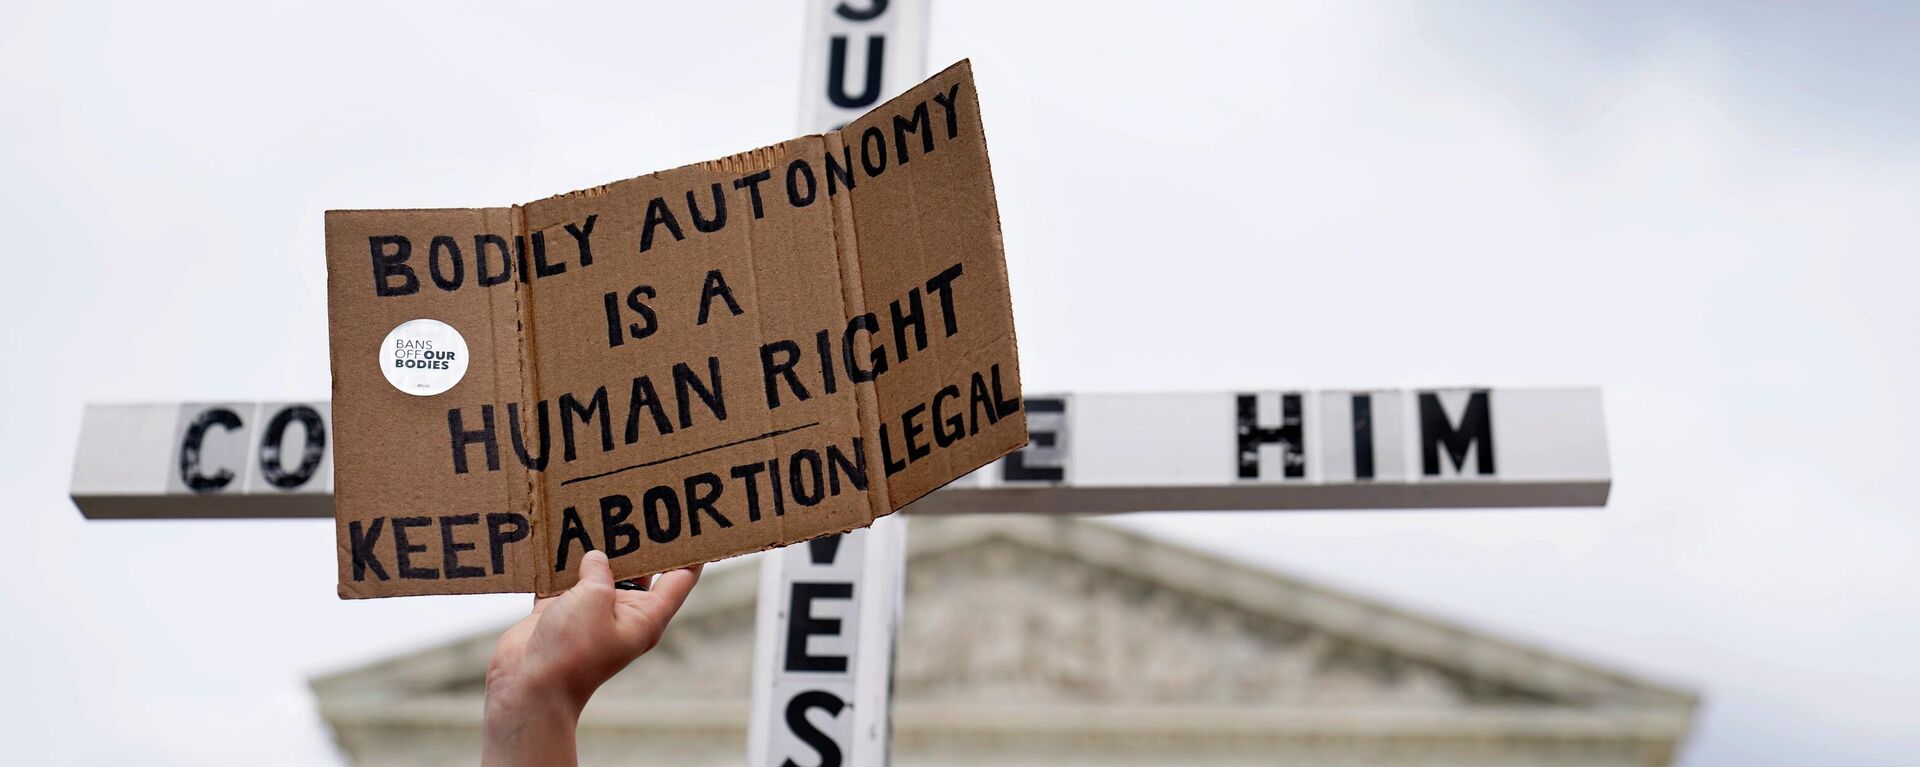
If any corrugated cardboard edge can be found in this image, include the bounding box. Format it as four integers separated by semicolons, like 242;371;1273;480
946;58;1028;502
823;128;895;525
325;209;357;600
866;58;1027;513
503;205;554;596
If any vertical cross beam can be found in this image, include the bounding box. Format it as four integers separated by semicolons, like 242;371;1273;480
746;3;930;766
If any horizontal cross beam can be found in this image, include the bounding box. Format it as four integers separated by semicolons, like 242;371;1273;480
69;388;1608;520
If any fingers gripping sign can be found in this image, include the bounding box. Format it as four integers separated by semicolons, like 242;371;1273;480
482;550;702;766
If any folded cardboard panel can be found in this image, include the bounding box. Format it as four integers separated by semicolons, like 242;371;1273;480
324;61;1025;598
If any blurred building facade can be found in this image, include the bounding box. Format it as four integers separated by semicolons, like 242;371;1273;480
312;516;1695;766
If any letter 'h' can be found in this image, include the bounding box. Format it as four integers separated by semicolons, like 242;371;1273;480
1237;393;1304;480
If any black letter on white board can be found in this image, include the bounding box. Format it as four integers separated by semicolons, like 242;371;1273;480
786;582;853;672
835;0;887;21
1419;391;1495;476
259;405;326;489
180;407;243;492
1003;397;1066;482
782;690;846;767
827;36;884;109
808;534;844;565
1351;394;1375;480
1237;394;1304;479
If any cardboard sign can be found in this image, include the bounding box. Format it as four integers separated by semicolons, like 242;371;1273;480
323;60;1026;599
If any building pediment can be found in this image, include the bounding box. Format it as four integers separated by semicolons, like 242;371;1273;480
313;516;1695;764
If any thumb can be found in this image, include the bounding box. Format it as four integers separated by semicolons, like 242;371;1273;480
576;549;615;594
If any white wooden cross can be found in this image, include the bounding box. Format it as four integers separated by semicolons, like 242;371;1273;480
66;3;1610;766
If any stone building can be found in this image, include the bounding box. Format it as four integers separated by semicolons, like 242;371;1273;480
312;516;1696;766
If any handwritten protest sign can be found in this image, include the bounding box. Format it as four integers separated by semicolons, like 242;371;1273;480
324;61;1026;599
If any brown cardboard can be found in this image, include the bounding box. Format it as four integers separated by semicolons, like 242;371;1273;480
324;60;1025;599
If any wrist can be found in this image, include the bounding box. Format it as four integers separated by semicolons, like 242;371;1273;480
485;664;585;725
482;669;583;767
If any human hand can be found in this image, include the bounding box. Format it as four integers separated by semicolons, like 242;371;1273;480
483;551;701;766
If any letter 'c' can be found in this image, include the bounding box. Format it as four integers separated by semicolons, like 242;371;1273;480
180;407;243;492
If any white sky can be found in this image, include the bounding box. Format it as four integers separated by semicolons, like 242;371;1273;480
3;1;1917;764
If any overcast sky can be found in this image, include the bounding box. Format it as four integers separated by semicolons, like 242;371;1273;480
3;1;1917;764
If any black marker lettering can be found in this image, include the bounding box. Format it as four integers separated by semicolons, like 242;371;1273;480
553;506;594;572
672;357;727;428
486;512;529;575
893;100;933;164
369;235;418;297
686;182;728;234
697;269;743;325
625;375;675;441
931;82;963;139
642;485;682;544
731;461;768;522
559;387;613;462
448;405;500;474
440;514;485;579
889;288;927;363
527;231;564;278
475;234;513;286
734;171;772;219
392;516;437;580
860;125;888;177
760;340;809;409
826;439;867;494
427;235;464;291
564;214;598;267
349;518;389;582
786;159;817;207
600;494;640;558
507;401;551;470
790;449;825;506
825;143;856;195
924;263;964;337
932;384;963;447
639;197;685;253
684;472;730;536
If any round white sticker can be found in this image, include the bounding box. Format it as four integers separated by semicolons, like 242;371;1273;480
379;319;470;397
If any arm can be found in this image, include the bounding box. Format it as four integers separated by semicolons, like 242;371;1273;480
483;550;703;767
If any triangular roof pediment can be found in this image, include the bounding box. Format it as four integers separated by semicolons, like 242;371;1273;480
313;515;1694;749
